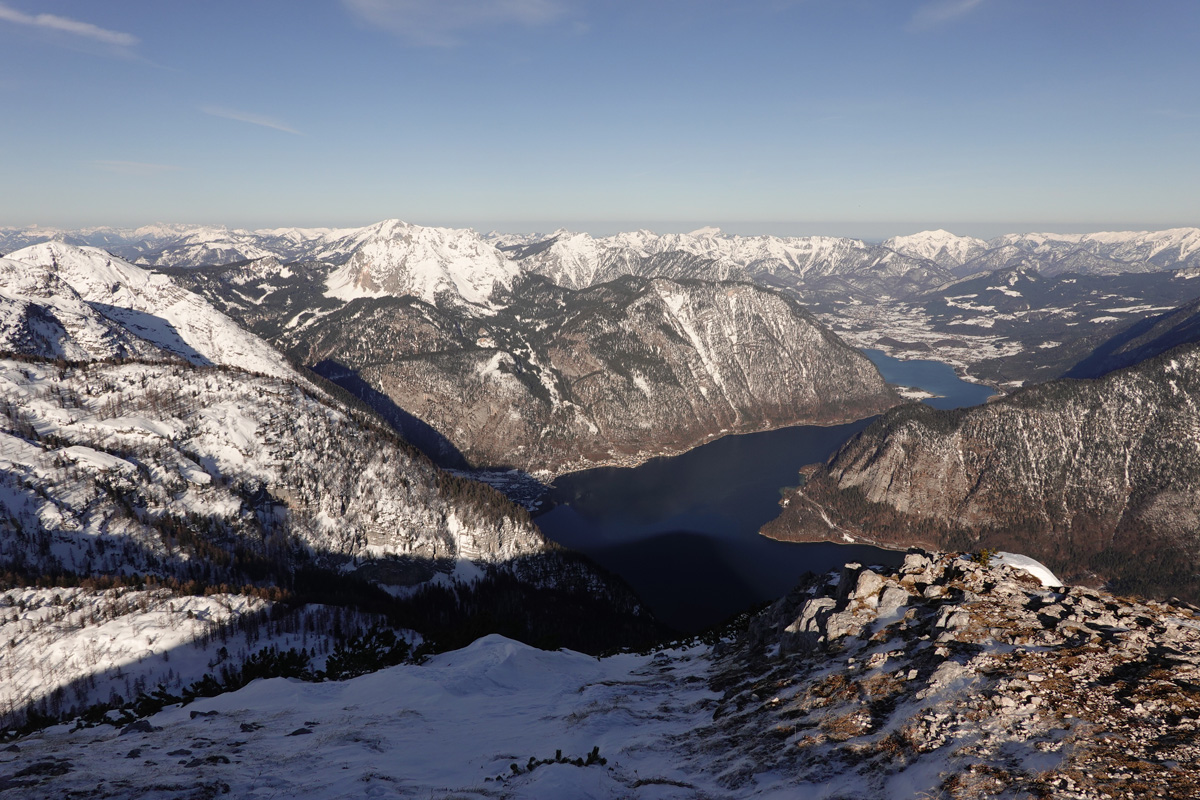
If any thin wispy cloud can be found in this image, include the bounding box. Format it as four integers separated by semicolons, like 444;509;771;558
343;0;571;46
0;2;138;47
93;160;182;176
202;106;302;136
907;0;984;32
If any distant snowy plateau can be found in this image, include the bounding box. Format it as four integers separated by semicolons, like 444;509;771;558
3;219;1200;797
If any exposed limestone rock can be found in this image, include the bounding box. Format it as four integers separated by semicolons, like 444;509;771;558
286;276;898;475
704;550;1200;798
763;341;1200;601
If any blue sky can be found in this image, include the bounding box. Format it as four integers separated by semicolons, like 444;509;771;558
1;0;1197;238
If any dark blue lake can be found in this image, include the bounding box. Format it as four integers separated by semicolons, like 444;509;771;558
535;350;995;632
863;348;997;409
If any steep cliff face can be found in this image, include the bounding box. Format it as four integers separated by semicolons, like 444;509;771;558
288;275;898;475
763;342;1200;598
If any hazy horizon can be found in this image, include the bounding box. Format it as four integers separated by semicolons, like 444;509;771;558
5;217;1197;245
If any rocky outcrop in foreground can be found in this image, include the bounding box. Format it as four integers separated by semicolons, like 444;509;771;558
5;551;1199;799
707;550;1200;799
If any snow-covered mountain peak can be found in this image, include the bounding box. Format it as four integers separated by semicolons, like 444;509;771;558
129;222;215;240
0;256;169;362
687;226;723;237
8;241;155;300
324;220;522;307
884;229;989;267
5;242;297;379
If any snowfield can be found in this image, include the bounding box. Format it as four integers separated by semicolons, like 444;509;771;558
0;587;268;722
2;243;296;380
4;635;722;799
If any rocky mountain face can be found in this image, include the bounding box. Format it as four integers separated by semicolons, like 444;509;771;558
711;550;1200;799
763;342;1200;600
279;274;898;475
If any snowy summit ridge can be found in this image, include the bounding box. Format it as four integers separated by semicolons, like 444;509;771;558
324;219;523;307
2;242;297;380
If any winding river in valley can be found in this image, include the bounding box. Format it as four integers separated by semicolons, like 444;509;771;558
534;350;995;632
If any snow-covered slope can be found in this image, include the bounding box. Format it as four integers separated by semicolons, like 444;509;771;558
0;259;168;361
324;219;523;307
956;227;1200;277
4;243;296;379
513;227;949;292
133;230;278;269
0;586;269;722
0;357;545;582
10;552;1200;799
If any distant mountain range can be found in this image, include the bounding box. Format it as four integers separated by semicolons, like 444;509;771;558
8;221;1200;392
5;222;1199;300
168;251;898;475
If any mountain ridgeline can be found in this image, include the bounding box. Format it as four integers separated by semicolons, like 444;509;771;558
7;218;1200;745
281;274;898;474
13;221;1200;398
